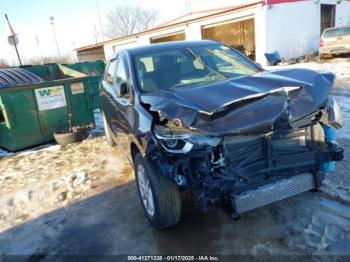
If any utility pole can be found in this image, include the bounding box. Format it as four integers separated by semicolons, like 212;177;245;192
35;36;44;64
5;14;22;66
49;16;61;59
93;25;98;44
96;0;104;41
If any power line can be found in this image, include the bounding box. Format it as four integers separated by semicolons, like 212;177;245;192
96;0;104;41
49;16;61;58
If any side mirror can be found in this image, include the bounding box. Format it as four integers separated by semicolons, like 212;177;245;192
117;81;128;96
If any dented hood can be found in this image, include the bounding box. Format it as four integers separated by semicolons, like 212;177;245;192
141;68;335;136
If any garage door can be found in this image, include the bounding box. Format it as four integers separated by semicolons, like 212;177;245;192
150;31;186;44
202;18;255;60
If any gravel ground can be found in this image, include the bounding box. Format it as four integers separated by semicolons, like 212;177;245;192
0;58;349;257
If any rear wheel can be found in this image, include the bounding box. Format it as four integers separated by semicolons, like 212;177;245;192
101;110;115;146
134;153;181;229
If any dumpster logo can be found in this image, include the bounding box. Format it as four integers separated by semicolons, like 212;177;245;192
38;88;63;96
35;86;67;111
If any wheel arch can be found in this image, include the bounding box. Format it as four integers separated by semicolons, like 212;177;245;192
131;142;140;163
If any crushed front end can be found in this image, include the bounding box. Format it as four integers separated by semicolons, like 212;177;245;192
141;69;344;218
149;114;343;218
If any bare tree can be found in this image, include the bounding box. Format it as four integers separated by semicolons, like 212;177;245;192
27;55;75;65
105;6;159;38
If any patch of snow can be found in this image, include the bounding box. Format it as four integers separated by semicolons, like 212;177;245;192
0;144;60;159
89;109;104;138
0;171;22;182
0;148;13;158
16;144;61;157
72;172;86;188
266;58;350;89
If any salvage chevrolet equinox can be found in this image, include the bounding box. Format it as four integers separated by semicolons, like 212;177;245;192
100;40;344;229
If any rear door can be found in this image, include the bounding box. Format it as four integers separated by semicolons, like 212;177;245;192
100;57;118;129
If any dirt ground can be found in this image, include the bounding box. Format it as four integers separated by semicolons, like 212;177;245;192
0;57;349;257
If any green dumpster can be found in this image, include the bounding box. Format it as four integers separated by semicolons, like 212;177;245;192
0;63;102;151
61;61;105;109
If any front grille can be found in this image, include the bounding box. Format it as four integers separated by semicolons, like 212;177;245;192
223;128;316;182
233;172;314;213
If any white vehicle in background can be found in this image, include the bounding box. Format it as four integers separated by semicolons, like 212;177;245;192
320;26;350;59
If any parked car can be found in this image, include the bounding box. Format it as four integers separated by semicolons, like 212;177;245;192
100;40;344;229
320;26;350;58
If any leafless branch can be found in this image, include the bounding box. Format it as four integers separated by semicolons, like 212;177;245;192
105;6;159;39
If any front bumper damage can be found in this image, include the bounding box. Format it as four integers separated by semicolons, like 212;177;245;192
140;68;344;218
148;124;343;218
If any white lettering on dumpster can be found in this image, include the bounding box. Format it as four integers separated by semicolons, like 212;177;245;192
35;86;67;111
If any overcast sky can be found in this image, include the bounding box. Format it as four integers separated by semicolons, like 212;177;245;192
0;0;240;65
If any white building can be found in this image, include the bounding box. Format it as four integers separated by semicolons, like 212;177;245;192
76;0;350;66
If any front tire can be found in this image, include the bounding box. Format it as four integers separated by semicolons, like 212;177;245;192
101;110;115;146
134;153;181;229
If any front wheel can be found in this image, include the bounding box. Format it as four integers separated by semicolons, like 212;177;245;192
134;153;181;229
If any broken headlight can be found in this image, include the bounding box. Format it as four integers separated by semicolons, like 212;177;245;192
154;127;221;154
327;97;344;129
155;133;194;153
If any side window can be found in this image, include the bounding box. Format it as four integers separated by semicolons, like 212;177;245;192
105;59;117;84
0;108;5;124
115;58;128;85
113;57;130;97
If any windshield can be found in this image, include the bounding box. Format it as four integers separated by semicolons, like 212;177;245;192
133;44;261;93
323;27;350;38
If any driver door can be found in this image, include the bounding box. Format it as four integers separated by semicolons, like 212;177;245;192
109;54;134;156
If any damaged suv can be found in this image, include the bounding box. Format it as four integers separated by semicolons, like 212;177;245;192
100;40;344;229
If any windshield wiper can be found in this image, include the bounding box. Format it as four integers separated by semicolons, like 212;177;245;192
208;48;262;72
186;48;227;79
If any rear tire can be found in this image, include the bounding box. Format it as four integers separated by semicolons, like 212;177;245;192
134;153;181;229
53;130;89;146
101;110;116;146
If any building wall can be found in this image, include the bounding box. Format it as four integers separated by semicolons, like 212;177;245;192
265;0;350;60
183;4;265;63
77;47;105;62
94;0;350;65
103;25;188;60
102;4;265;63
335;0;350;26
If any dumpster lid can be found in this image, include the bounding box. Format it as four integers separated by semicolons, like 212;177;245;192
0;68;44;88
